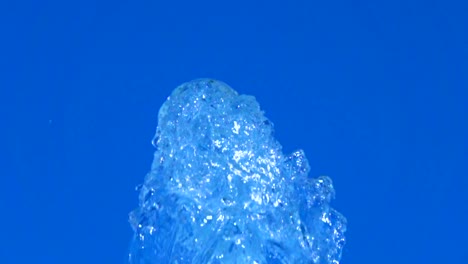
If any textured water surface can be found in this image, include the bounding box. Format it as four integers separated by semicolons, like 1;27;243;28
129;79;346;264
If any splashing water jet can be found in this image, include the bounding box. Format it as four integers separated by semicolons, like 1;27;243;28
129;79;346;264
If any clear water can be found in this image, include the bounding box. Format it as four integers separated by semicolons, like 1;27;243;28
128;79;346;264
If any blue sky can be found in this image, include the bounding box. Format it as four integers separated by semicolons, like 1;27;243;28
1;0;467;263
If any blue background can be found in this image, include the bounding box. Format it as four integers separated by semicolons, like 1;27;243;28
1;0;467;263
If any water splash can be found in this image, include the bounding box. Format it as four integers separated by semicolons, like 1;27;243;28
129;79;346;263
